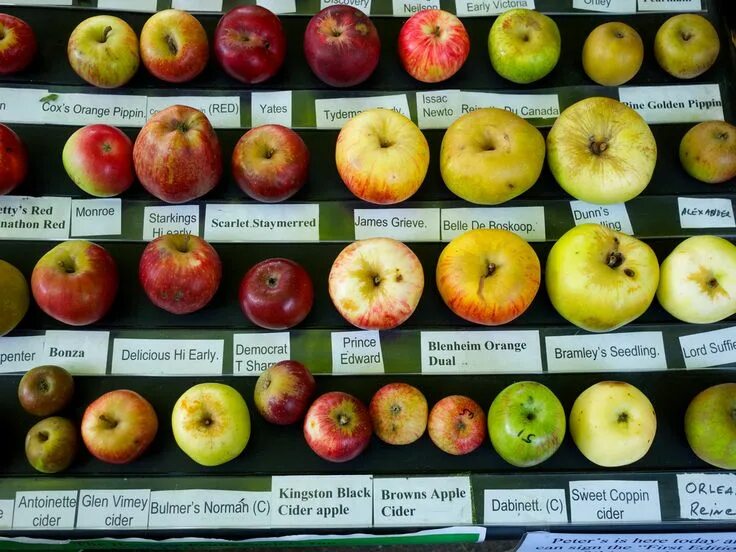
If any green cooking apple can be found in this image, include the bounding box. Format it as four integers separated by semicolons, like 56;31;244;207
685;383;736;469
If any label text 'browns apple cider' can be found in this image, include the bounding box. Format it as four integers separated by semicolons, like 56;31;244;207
321;0;372;15
71;199;122;238
569;481;661;523
392;0;440;16
573;0;636;12
251;91;292;128
76;490;151;530
148;489;271;529
271;475;373;528
440;207;546;242
42;330;109;376
373;477;473;527
677;474;736;521
0;196;71;240
142;205;199;240
569;201;633;235
41;93;147;127
315;95;411;129
638;0;702;10
484;489;568;525
111;338;224;376
204;204;319;242
416;90;462;129
12;491;77;530
146;96;240;129
0;88;48;124
331;331;384;374
455;0;535;17
678;198;736;229
0;336;44;373
233;332;290;375
459;92;559;124
354;208;440;241
679;327;736;369
619;84;723;124
545;332;667;372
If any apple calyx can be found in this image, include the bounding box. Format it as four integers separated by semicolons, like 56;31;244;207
617;411;629;424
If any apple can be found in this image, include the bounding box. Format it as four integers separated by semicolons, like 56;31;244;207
685;383;736;470
0;259;29;336
214;5;286;84
232;125;309;202
134;105;222;204
31;240;118;326
657;235;736;324
680;121;736;184
488;9;560;84
18;365;74;417
303;5;380;87
440;108;545;205
547;97;657;204
570;381;657;467
304;391;372;462
0;13;36;75
0;123;27;195
254;360;316;425
81;389;158;464
329;238;424;330
582;22;643;86
546;224;659;332
428;395;486;456
25;417;77;474
239;258;314;330
62;124;134;198
437;228;540;326
369;382;427;446
140;9;208;83
488;381;565;468
655;14;720;79
335;108;429;204
398;9;469;83
67;15;139;89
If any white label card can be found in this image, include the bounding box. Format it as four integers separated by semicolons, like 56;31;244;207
0;500;13;529
460;91;559;121
320;0;371;15
0;0;72;4
416;90;462;129
13;491;77;530
111;338;224;376
569;481;661;523
331;331;384;374
546;332;667;372
421;331;542;374
638;0;702;11
76;489;151;530
570;201;633;234
677;473;736;520
42;330;109;375
271;475;373;528
678;197;735;229
392;0;440;16
354;208;440;241
204;204;319;242
43;93;147;127
441;207;546;242
143;205;199;240
374;477;472;527
149;489;271;529
573;0;636;12
315;95;411;129
71;199;122;237
484;489;567;525
98;0;158;11
171;0;223;11
680;326;736;369
257;0;297;13
147;96;240;128
619;84;723;124
0;336;45;373
0;196;71;240
0;88;47;124
518;532;736;552
251;91;292;128
455;0;534;17
233;332;290;375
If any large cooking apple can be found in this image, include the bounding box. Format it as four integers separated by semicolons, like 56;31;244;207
134;105;222;204
25;417;77;474
654;14;719;79
0;13;36;75
582;22;643;87
0;123;27;195
685;383;736;470
0;259;29;336
428;395;486;456
304;391;372;462
254;360;316;425
680;121;736;184
369;382;427;446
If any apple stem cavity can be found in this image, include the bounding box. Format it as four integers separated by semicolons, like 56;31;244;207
58;259;76;274
37;431;49;443
681;31;693;41
607;251;624;269
166;34;178;55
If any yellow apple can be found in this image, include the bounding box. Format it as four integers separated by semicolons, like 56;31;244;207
440;107;545;205
0;259;29;336
654;14;720;79
582;22;643;86
680;121;736;184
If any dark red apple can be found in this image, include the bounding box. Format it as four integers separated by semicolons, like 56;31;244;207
232;125;309;202
303;5;380;87
0;14;36;75
214;5;286;84
254;360;316;425
0;123;27;195
18;365;74;417
304;391;372;462
239;258;314;330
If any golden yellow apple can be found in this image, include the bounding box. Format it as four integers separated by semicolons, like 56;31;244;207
654;14;720;79
0;259;29;336
582;22;643;86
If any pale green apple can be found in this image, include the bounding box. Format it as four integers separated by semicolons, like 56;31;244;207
685;383;736;470
654;14;720;79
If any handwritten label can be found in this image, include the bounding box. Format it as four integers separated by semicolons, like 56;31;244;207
421;331;542;374
455;0;534;16
171;0;223;10
98;0;158;10
71;199;122;237
374;477;472;527
679;326;736;369
484;489;567;525
42;93;147;127
570;201;633;234
143;205;199;240
392;0;440;16
111;338;224;376
0;500;13;529
315;95;411;129
204;204;319;242
147;96;240;128
569;481;661;523
13;491;77;530
416;90;462;129
0;196;70;240
573;0;636;12
42;330;108;375
331;331;384;374
321;0;371;15
677;473;736;520
271;475;373;528
0;336;44;373
441;207;546;242
233;332;290;375
546;332;667;372
251;91;292;127
354;208;440;241
76;489;151;530
619;84;723;124
460;91;559;122
0;88;47;124
257;0;296;13
638;0;702;11
149;489;271;529
678;197;735;229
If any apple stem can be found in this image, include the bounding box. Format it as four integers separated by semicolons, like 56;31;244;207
432;25;441;37
607;251;624;269
99;414;118;429
101;26;112;43
681;31;692;41
590;141;608;156
166;34;178;55
485;263;497;277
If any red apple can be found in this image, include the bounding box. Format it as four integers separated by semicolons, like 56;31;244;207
31;240;118;326
214;5;286;84
134;105;222;204
239;258;314;330
0;123;27;195
369;382;428;445
398;9;470;83
254;360;316;425
232;125;309;202
303;5;380;87
140;9;208;83
304;391;372;462
81;389;158;464
0;13;36;75
18;365;74;417
428;395;486;455
139;234;222;315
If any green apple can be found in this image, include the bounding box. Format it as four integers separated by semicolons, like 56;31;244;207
547;97;656;204
440;107;545;205
488;9;560;84
657;235;736;324
570;381;657;468
488;381;565;468
654;14;720;80
172;383;251;467
0;259;29;336
685;383;736;470
680;121;736;184
546;224;659;332
25;416;78;474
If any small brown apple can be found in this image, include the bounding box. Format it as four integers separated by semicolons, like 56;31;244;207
18;365;74;416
